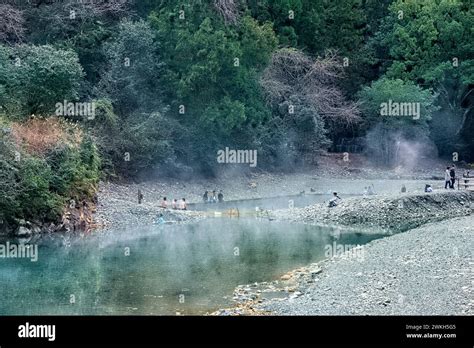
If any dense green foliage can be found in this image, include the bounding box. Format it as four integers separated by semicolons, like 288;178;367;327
0;118;101;229
0;0;473;227
0;45;84;118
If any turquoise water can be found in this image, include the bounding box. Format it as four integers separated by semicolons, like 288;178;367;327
188;193;360;211
0;219;382;315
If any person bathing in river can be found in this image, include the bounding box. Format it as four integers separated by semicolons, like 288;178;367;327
179;198;187;210
218;191;224;203
160;197;168;209
155;213;165;224
328;192;341;207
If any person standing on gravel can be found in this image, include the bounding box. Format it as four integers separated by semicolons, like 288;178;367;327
445;167;451;189
367;184;376;195
450;165;456;189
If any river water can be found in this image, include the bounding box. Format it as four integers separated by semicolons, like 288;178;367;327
0;219;384;315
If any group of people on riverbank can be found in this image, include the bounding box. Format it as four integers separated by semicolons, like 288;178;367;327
160;197;187;210
137;190;188;210
445;165;457;189
203;190;224;203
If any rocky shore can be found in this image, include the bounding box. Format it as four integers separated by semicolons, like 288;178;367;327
270;190;473;232
0;201;98;237
213;214;473;316
212;191;473;316
93;167;447;230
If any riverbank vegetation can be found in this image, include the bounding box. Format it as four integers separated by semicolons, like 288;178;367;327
0;0;473;230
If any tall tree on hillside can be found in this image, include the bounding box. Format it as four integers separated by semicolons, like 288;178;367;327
375;0;474;159
149;3;277;172
0;4;25;44
260;48;360;164
0;45;84;118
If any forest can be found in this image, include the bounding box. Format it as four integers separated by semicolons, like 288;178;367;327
0;0;473;228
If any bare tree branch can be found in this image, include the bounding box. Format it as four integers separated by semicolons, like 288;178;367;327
213;0;240;25
261;48;361;128
0;4;25;44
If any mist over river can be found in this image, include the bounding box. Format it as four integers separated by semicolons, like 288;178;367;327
0;219;383;315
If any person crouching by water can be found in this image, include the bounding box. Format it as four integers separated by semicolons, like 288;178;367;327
179;198;187;210
172;199;178;210
155;213;165;224
424;184;433;193
210;190;217;203
218;191;224;203
203;191;209;203
160;197;168;209
328;192;341;207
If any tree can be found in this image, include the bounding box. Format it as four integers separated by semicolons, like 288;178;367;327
259;48;360;164
22;0;128;44
213;0;243;24
100;20;164;115
0;125;21;227
0;44;84;118
261;49;361;129
375;0;474;159
0;4;25;44
149;5;277;173
357;77;439;166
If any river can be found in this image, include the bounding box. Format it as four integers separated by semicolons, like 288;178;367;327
0;218;384;315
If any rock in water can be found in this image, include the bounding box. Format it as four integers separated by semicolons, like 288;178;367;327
15;226;32;236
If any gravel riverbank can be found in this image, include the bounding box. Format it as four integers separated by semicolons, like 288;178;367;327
212;191;473;316
258;214;474;315
94;169;447;229
270;190;473;232
213;214;473;316
93;168;473;316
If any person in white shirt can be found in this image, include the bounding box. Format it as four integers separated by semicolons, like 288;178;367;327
445;167;451;189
